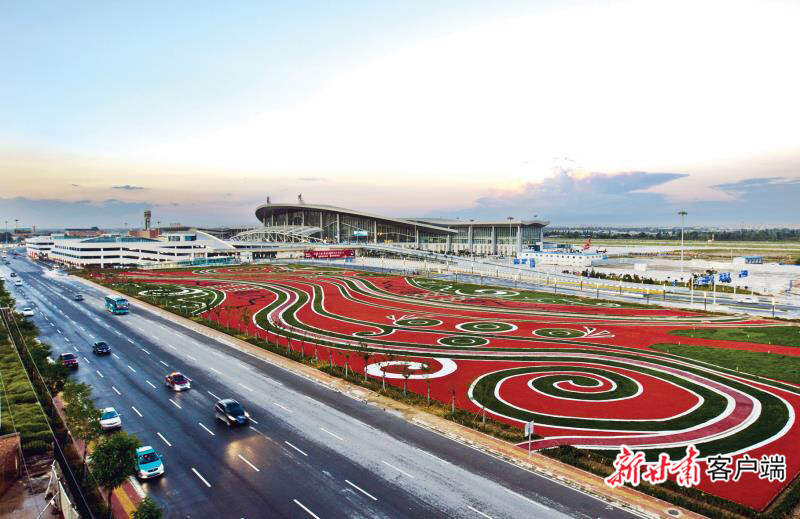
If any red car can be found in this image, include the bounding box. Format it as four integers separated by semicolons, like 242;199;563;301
164;372;191;391
59;352;79;369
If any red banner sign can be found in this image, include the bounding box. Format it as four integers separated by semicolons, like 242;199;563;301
303;249;355;259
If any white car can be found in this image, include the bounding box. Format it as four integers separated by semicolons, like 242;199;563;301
14;280;22;287
738;296;759;304
21;307;35;317
99;407;122;430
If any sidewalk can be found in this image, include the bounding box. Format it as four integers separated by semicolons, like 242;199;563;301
76;275;707;519
52;396;143;518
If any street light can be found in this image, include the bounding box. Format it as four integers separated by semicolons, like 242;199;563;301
507;216;514;257
678;211;688;275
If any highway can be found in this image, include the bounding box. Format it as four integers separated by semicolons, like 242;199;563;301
1;252;642;519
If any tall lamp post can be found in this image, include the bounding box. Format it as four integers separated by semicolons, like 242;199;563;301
678;211;688;275
507;216;514;258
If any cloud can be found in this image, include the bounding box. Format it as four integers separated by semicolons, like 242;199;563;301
436;169;800;226
0;197;150;228
112;184;145;190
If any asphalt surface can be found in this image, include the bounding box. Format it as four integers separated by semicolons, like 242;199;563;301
2;252;642;519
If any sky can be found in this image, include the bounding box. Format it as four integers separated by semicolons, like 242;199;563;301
1;0;799;229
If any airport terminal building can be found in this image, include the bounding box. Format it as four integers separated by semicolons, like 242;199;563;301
240;202;548;255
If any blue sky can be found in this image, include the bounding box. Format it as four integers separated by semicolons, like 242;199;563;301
2;0;799;228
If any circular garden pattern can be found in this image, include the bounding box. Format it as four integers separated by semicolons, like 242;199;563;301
455;321;517;333
437;336;490;347
532;328;587;339
395;318;443;327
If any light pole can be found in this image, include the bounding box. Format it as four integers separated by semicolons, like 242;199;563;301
678;211;688;276
507;216;514;258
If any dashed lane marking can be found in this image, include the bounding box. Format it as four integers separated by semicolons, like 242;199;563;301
146;380;156;389
381;460;414;479
320;427;343;441
345;480;378;501
96;370;104;378
467;506;493;519
238;454;260;472
284;441;307;457
293;499;319;519
131;406;143;417
157;432;172;447
198;422;215;436
191;468;211;487
169;399;182;409
112;386;121;396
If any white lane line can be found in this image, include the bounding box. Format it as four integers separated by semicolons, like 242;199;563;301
248;425;260;434
159;360;168;367
169;399;182;409
114;330;121;335
64;337;70;343
79;325;86;331
191;468;211;487
72;346;79;352
165;343;176;350
198;422;215;436
57;329;62;334
95;370;104;378
207;390;220;400
293;499;319;519
127;338;135;344
127;365;136;373
156;432;172;447
273;402;293;413
284;441;307;457
131;406;143;417
320;427;344;441
187;354;197;361
238;454;260;472
238;382;254;392
381;460;415;479
502;488;550;510
249;417;259;425
467;506;493;519
146;380;156;389
208;367;221;375
345;480;378;501
88;333;95;339
111;386;121;396
141;348;150;355
112;353;120;359
83;357;90;364
50;323;55;327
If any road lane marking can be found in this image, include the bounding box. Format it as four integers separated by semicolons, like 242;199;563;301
320;428;344;441
345;480;377;501
208;367;221;374
238;454;260;472
381;460;414;478
293;499;319;519
141;348;150;355
284;441;307;457
112;353;120;359
127;365;136;373
146;380;156;389
191;468;211;487
64;337;70;343
83;357;90;364
80;326;86;331
127;338;135;344
238;382;254;392
57;329;62;334
273;402;293;413
187;354;197;361
467;506;493;519
169;399;182;409
72;346;79;352
502;488;550;510
50;323;55;327
96;370;104;378
131;406;142;417
88;333;95;339
156;432;172;447
165;343;176;350
159;360;168;366
198;422;215;436
249;417;259;424
111;386;121;395
207;390;220;400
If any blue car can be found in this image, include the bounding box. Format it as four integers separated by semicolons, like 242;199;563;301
136;446;164;479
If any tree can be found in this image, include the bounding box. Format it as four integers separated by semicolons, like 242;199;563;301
132;496;163;519
62;380;102;473
91;431;140;519
240;307;251;337
402;369;411;397
358;345;371;382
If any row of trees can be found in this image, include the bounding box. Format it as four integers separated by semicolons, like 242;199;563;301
62;379;162;519
547;228;800;242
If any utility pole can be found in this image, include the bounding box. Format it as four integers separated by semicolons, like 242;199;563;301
678;211;687;275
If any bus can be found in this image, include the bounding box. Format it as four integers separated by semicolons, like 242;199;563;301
105;295;129;315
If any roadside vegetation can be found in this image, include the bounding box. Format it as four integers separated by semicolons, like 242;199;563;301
651;343;800;385
670;326;800;348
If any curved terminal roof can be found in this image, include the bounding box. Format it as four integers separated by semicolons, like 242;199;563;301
255;203;457;234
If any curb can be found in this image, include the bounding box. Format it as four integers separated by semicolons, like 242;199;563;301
75;274;706;519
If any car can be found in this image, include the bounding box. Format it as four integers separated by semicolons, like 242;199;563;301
73;293;84;301
214;398;250;426
164;372;191;391
14;280;22;287
92;341;111;355
10;272;17;277
20;307;35;317
136;446;164;479
738;296;760;304
99;407;122;430
58;352;79;369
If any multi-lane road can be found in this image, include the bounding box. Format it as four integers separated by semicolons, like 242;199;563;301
2;252;642;519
